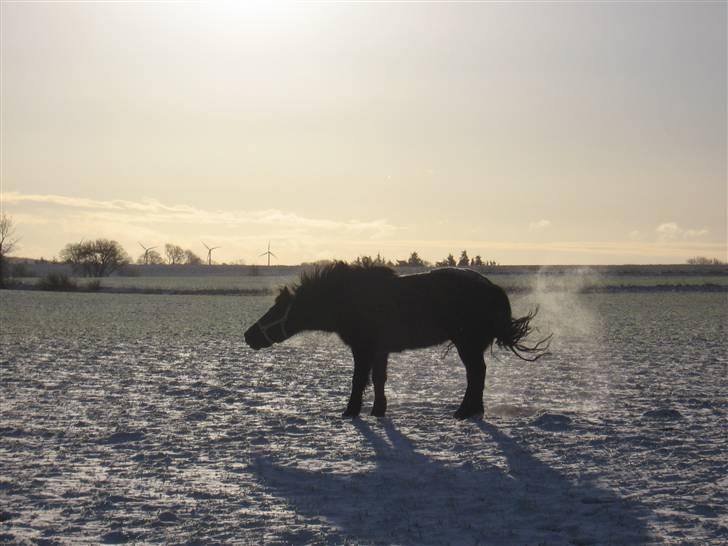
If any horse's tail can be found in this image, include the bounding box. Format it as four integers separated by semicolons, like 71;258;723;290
495;307;552;362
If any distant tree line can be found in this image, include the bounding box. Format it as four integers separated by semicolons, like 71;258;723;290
686;256;725;265
351;250;498;269
352;253;394;267
433;250;496;268
65;246;464;276
57;239;212;275
134;244;206;265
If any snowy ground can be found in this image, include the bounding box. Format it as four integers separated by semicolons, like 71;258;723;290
1;288;726;545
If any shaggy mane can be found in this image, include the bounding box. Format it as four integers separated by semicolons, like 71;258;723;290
291;261;396;295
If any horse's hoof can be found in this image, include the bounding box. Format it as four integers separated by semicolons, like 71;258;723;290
342;408;361;418
454;407;484;420
371;400;387;417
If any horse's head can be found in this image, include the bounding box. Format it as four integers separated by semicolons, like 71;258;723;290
244;287;298;350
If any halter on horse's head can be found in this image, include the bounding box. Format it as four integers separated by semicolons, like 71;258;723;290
244;287;294;350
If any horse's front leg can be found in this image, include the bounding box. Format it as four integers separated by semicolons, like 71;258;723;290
343;347;372;417
371;352;389;417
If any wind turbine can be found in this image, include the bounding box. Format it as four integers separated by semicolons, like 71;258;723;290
259;241;276;267
202;241;220;265
138;242;157;265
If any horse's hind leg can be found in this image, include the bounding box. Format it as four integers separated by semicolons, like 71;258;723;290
454;341;488;419
371;353;389;417
343;346;372;417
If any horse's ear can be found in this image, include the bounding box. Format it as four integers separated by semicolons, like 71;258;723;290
281;286;290;296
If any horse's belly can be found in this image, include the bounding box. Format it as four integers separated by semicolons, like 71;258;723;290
383;324;449;352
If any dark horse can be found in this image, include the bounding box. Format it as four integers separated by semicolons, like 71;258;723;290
244;263;550;419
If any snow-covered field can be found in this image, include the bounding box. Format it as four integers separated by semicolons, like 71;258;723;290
1;283;726;545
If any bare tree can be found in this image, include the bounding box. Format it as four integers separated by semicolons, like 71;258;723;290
0;213;20;287
185;249;203;265
136;249;164;265
60;239;130;277
165;244;185;265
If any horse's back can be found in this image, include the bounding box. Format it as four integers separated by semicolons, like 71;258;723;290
401;267;502;301
397;267;511;333
427;267;496;286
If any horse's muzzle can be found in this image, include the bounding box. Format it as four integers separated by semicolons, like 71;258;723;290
244;324;270;351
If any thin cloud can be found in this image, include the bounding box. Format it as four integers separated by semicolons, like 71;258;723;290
1;191;398;237
628;230;645;241
656;222;709;241
529;219;552;232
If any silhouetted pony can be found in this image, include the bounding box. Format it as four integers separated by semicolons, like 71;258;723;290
244;263;550;418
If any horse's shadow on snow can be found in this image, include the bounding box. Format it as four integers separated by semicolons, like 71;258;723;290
253;419;651;545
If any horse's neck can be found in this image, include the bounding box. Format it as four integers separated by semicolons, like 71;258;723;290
306;282;350;333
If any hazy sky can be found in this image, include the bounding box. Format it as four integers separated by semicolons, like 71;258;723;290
1;1;726;265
